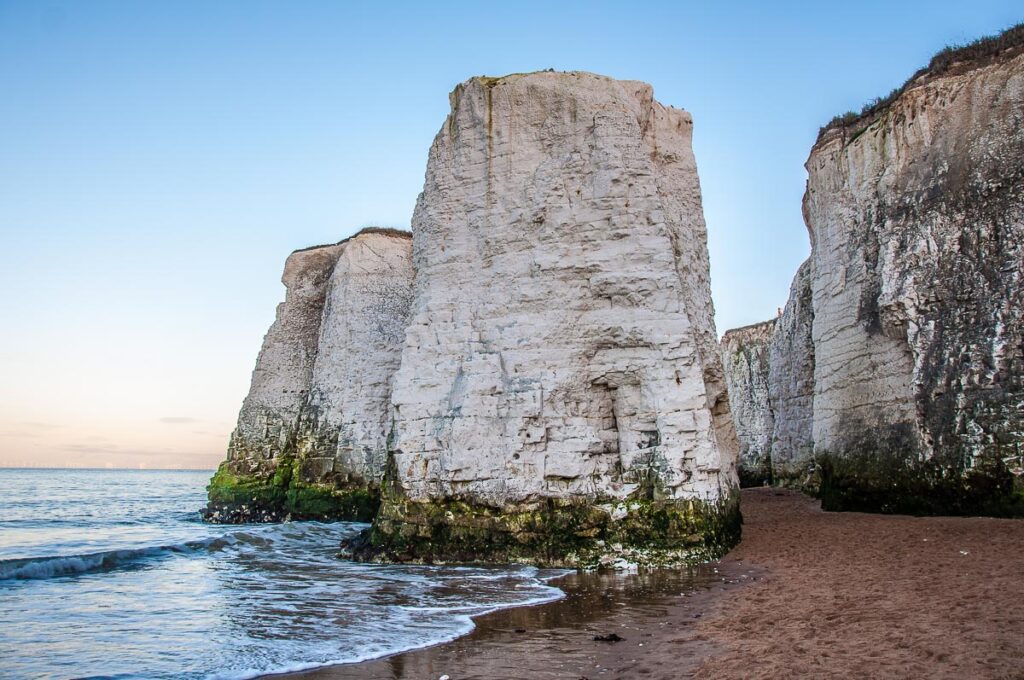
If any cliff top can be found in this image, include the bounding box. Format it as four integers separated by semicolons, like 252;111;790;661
461;70;665;100
292;227;411;254
721;319;776;344
816;22;1024;146
471;70;621;88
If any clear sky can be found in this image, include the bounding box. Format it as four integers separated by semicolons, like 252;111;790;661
1;1;1021;469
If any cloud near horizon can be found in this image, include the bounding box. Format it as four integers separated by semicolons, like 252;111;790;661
19;421;64;430
59;443;219;466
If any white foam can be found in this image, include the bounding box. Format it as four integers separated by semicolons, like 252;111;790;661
0;530;264;580
0;470;573;680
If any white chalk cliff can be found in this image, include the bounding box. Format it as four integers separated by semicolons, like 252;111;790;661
766;259;815;484
209;71;743;563
801;39;1024;513
226;242;344;470
207;229;413;522
302;233;415;485
721;29;1024;515
368;72;740;566
720;321;775;486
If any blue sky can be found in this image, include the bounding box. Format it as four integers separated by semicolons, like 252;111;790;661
1;0;1021;468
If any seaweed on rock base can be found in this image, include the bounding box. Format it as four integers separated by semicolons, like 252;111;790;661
203;457;379;523
343;489;742;569
817;450;1024;518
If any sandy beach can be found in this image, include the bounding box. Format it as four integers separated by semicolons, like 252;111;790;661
286;488;1024;679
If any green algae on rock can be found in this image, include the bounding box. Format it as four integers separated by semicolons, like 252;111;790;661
815;420;1024;518
204;457;379;523
344;486;742;569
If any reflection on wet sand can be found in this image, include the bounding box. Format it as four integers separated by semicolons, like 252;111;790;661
286;563;760;680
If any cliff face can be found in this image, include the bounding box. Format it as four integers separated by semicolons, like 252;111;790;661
720;321;775;486
302;234;415;486
800;43;1024;514
224;243;344;472
719;31;1024;515
767;259;815;486
206;229;413;522
368;72;740;567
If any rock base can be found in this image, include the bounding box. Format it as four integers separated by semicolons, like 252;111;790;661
203;458;379;523
342;491;742;569
737;463;773;489
818;451;1024;517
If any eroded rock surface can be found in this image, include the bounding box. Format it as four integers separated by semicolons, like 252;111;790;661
719;29;1024;516
720;321;775;486
368;71;740;567
206;229;413;523
767;259;816;486
765;34;1019;512
301;233;415;487
800;35;1024;514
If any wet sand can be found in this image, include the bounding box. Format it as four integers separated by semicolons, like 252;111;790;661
283;488;1024;679
284;563;759;679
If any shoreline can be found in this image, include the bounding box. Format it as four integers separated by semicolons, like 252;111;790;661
275;487;1024;679
276;560;759;680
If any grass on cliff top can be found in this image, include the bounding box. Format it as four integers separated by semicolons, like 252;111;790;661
818;22;1024;142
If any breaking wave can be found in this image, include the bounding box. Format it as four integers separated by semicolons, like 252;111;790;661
1;469;570;679
0;534;245;580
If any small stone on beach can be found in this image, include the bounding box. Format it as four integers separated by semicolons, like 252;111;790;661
593;633;624;642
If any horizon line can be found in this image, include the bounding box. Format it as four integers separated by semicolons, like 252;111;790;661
0;466;217;472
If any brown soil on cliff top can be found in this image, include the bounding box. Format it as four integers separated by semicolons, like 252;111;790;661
283;488;1024;680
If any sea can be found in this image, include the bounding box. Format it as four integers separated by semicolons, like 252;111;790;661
0;468;568;679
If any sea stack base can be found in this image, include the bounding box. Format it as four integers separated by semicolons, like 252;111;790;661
342;491;741;569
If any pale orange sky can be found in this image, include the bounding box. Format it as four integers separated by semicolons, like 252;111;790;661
0;327;253;469
0;234;296;469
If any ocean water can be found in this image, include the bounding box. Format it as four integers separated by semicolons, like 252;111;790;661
0;469;567;679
